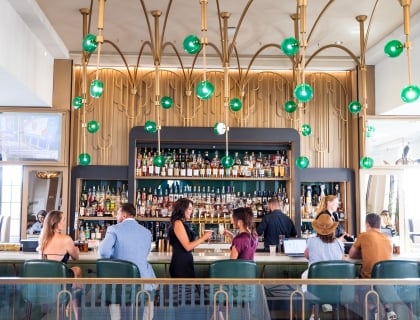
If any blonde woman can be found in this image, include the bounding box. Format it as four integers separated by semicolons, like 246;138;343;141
316;195;348;240
39;210;82;319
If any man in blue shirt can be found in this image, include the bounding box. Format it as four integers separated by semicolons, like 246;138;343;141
99;203;156;319
256;198;297;251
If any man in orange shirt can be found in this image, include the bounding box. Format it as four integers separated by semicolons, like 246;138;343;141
349;213;396;320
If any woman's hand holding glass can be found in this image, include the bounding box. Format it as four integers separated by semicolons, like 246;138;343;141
203;230;213;244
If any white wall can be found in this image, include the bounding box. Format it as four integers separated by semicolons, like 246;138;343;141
0;1;67;107
373;12;420;115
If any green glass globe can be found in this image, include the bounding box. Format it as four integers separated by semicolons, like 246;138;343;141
82;34;98;53
144;121;157;133
301;124;312;136
87;120;100;134
229;98;242;112
296;156;309;169
78;153;91;166
213;122;226;135
90;79;104;98
294;83;314;103
360;156;374;169
348;101;362;114
160;96;173;109
384;39;404;58
72;96;83;109
221;155;234;169
284;100;297;113
183;34;202;55
366;125;375;138
401;84;420;103
154;155;165;167
196;80;215;100
281;37;299;56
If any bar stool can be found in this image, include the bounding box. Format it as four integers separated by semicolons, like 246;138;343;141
209;259;257;320
307;260;356;320
22;259;70;320
371;259;419;320
96;258;146;319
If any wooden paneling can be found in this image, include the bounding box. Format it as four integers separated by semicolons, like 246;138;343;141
71;67;359;169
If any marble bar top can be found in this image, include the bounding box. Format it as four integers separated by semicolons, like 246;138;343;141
0;250;306;264
0;250;417;265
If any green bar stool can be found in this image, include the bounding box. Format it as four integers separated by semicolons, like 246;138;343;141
371;259;419;320
96;258;142;319
209;259;257;320
307;260;356;320
22;259;70;320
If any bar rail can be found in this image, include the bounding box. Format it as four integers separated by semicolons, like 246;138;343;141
0;277;419;320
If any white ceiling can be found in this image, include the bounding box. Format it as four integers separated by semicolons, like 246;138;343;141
4;0;420;108
34;0;420;68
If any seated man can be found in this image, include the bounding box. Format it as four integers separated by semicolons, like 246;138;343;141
349;213;396;320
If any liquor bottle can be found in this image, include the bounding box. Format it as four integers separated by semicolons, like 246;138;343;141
147;151;155;176
186;150;193;177
110;188;116;214
136;148;142;176
180;160;187;177
231;152;240;177
196;151;203;176
115;187;121;211
121;184;128;204
242;151;250;177
204;151;212;177
154;151;162;176
210;151;219;177
142;148;148;176
79;184;88;216
136;191;142;216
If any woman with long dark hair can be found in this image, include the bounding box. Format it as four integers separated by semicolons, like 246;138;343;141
168;198;212;277
224;207;258;260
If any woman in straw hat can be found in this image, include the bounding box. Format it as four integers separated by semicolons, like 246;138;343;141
302;213;345;317
304;213;345;264
301;214;345;288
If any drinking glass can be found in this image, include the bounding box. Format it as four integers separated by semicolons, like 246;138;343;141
218;224;225;238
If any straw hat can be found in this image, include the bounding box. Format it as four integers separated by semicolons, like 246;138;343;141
312;213;338;236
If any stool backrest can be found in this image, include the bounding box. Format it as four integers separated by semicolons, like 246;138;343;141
96;258;140;305
209;259;257;305
97;258;140;278
209;259;257;278
371;259;419;304
22;259;69;305
308;260;356;305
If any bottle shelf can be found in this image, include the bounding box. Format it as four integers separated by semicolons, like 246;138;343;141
78;216;117;221
135;175;289;181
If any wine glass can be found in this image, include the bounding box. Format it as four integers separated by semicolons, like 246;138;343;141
204;229;213;245
218;224;225;242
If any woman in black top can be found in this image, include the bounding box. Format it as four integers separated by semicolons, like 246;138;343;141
168;198;212;277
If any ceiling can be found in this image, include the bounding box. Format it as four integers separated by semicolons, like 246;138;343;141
33;0;420;70
5;0;420;111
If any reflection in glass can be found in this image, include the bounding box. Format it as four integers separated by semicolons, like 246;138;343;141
366;117;420;166
0;112;62;161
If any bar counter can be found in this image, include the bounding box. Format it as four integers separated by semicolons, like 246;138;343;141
0;250;417;279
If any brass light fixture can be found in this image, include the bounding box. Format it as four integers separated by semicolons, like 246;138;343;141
384;0;420;103
36;171;60;179
70;0;412;171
